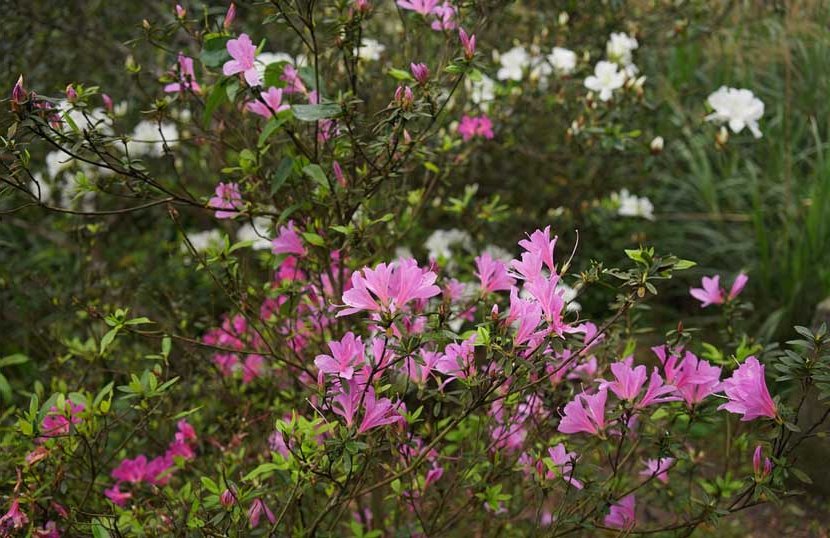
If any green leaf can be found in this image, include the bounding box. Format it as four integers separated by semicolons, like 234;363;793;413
202;81;229;127
388;68;414;81
301;232;325;247
0;353;29;369
302;163;329;189
271;157;294;195
243;463;281;481
673;259;697;270
200;35;231;68
263;61;288;88
100;327;120;355
257;111;292;147
790;467;813;484
292;103;340;121
124;317;152;326
200;477;220;494
0;372;11;403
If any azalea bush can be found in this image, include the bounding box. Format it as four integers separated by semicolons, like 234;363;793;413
1;1;830;536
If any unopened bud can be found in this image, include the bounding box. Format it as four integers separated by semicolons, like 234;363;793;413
650;136;664;155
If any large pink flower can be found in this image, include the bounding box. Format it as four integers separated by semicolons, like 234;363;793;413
223;33;261;87
338;259;440;317
247;87;289;118
558;389;607;436
718;357;777;421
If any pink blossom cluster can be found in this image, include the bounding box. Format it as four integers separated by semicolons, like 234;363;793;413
458;114;494;142
396;0;458;31
104;420;197;507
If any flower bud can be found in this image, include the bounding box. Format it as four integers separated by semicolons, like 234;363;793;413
332;160;346;187
65;84;78;103
220;489;236;507
102;93;113;113
459;28;476;60
410;62;429;85
352;0;372;13
715;125;729;148
11;75;26;109
558;12;570;26
650;136;664;155
224;3;237;30
175;4;186;18
395;85;414;110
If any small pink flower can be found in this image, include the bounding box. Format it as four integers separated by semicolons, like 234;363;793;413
271;220;306;256
315;332;365;380
112;455;148;483
104;484;133;507
220;489;237;507
208;182;243;219
242;354;265;383
396;0;438;16
600;357;647;401
752;445;773;481
636;368;679;408
175;4;186;18
248;498;275;528
690;272;748;307
223;33;261;87
410;62;430;85
65;84;78;102
101;93;113;113
164;53;202;94
394;85;414;109
358;388;404;433
718;357;777;421
40;401;85;437
458;115;494;141
430;2;457;31
247;87;289;118
546;443;583;489
474;252;515;293
604;494;636;529
34;520;60;538
458;28;476;60
434;336;477;380
728;272;748;300
640;457;674;483
352;0;372;13
674;352;721;406
558;389;607;436
0;499;29;532
280;65;307;94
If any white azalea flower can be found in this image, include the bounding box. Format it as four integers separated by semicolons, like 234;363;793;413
424;229;473;260
606;32;638;66
357;39;385;62
466;74;496;106
126;120;179;157
556;282;582;313
614;189;655;220
184;229;223;253
705;86;765;139
584;61;625;101
236;217;273;250
547;47;577;75
45;150;72;179
496;46;530;81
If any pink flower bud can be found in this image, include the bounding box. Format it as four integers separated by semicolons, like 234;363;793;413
332;160;346;187
175;4;186;18
459;28;476;60
11;75;26;105
752;445;773;481
223;3;237;30
410;62;429;85
352;0;371;13
102;93;113;113
403;129;412;144
65;84;78;102
220;489;236;507
395;85;414;109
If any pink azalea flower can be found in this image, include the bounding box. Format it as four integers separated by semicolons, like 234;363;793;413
640;457;674;483
507;289;545;350
164;53;202;94
524;276;567;334
402;349;441;383
112;455;148;483
459;28;476;60
248;498;276;528
338;259;440;317
652;345;682;383
223;33;261;87
424;463;444;490
41;401;85;437
430;2;457;31
636;368;679;408
34;520;60;538
474;252;515;293
410;62;430;85
145;455;173;485
434;336;477;380
175;420;197;443
458;115;495;141
223;3;237;30
728;272;749;300
271;220;306;257
0;499;29;532
281;64;307;94
247;87;289;118
208;182;243;219
102;93;113;113
331;378;362;427
358;388;403;433
175;4;186;18
604;494;636;529
242;354;265;383
674;352;721;406
104;484;132;507
315;332;365;379
519;226;557;274
718;357;777;421
220;489;237;507
396;0;438;16
558;389;608;436
214;353;239;376
690;272;748;307
511;251;544;282
546;443;583;489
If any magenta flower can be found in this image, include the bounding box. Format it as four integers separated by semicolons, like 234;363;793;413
396;0;439;15
410;62;430;85
315;332;365;380
111;455;148;483
220;489;237;507
223;33;261;87
652;345;682;383
247;87;290;118
223;2;237;30
475;252;515;293
674;352;721;406
604;494;636;530
0;499;29;533
338;259;440;317
690;272;748;307
718;357;778;421
519;226;557;274
164;53;202;94
248;498;276;528
271;220;306;257
145;455;173;485
546;443;583;489
40;401;85;437
431;2;457;31
242;354;265;383
358;388;403;433
558;389;608;436
434;336;477;380
459;27;476;60
752;445;773;481
458;115;494;141
331;378;361;427
600;357;647;401
104;483;132;506
640;457;675;484
281;64;307;94
394;85;415;109
65;83;78;102
636;368;679;408
208;182;243;219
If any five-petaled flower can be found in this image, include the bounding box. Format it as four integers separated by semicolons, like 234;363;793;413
223;33;262;87
706;86;764;138
208;182;244;219
718;356;778;421
247;87;289;118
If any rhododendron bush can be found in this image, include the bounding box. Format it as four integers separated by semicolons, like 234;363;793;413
2;1;830;536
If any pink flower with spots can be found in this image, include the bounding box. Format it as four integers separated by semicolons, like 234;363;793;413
208;182;243;219
339;259;440;317
315;332;365;380
718;357;777;421
223;33;261;87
